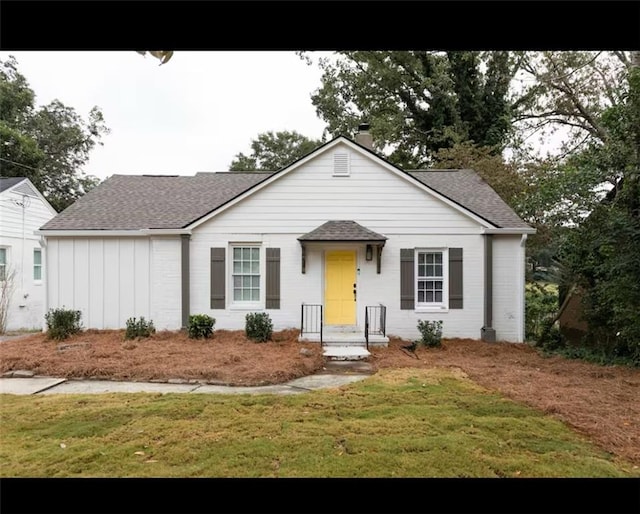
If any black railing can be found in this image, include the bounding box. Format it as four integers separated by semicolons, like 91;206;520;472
300;304;323;344
365;304;387;349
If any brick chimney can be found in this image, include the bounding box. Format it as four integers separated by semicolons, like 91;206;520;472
355;123;373;150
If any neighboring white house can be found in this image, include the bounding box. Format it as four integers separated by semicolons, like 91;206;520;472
37;129;535;344
0;177;57;332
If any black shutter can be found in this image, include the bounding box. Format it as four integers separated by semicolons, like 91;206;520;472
449;248;463;309
400;249;414;310
265;248;280;309
210;248;225;309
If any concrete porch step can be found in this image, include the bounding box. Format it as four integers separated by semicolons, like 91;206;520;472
298;332;389;346
322;345;371;361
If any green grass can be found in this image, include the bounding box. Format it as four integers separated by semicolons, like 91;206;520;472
1;369;637;477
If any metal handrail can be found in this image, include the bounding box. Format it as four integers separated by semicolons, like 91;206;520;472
365;304;386;349
300;304;323;344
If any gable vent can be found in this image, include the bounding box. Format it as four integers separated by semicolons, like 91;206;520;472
12;181;39;197
333;152;350;177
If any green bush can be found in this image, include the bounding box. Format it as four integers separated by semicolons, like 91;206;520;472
125;317;156;340
525;282;559;345
188;314;215;339
416;319;443;347
245;312;273;343
45;308;82;340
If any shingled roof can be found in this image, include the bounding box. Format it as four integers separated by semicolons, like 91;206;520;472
0;177;26;193
407;169;531;229
39;158;531;232
298;220;387;242
40;172;271;230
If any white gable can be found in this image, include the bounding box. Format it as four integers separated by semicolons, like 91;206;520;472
191;139;488;235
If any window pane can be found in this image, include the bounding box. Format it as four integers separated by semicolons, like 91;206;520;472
251;248;260;260
233;261;241;273
426;291;433;302
242;248;250;260
233;276;241;287
426;265;434;276
435;291;443;302
426;253;434;264
435;281;443;289
0;248;5;264
252;276;260;287
251;289;260;301
418;253;426;264
34;266;42;281
34;249;41;265
434;265;442;277
241;276;250;287
251;260;259;273
233;248;241;260
418;291;425;302
234;289;242;301
418;264;426;277
434;253;442;264
242;261;251;273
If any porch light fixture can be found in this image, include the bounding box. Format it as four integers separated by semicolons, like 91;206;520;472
366;244;373;261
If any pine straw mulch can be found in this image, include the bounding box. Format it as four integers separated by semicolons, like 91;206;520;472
1;329;639;466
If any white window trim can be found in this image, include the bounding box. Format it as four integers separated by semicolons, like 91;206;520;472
33;248;43;284
0;246;8;282
228;243;264;310
415;248;449;312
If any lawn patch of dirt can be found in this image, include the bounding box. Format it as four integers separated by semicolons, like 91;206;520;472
1;329;639;466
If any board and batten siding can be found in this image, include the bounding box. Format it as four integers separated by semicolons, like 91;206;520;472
187;142;524;340
0;186;56;330
45;236;181;330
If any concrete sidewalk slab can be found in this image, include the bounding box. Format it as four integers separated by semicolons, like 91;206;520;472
286;374;371;389
192;384;301;395
38;380;199;395
0;377;66;395
0;373;372;396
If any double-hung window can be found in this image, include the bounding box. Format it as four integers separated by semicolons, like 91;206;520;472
416;249;447;308
33;248;42;281
232;246;260;303
0;248;6;281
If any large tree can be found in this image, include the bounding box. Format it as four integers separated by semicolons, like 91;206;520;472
0;56;109;212
229;131;323;171
306;51;520;168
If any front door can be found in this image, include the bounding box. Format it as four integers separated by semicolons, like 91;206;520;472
325;250;356;325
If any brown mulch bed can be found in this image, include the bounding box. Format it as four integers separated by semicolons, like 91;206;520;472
1;329;639;466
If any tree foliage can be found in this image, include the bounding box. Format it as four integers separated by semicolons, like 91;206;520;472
306;51;520;168
229;131;323;171
0;56;109;211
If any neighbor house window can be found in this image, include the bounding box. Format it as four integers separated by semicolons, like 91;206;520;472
416;250;447;307
0;248;6;281
232;246;260;302
34;248;42;281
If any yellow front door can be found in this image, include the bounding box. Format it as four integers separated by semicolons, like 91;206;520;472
325;250;356;325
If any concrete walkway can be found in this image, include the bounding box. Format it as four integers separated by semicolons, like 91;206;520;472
0;361;375;396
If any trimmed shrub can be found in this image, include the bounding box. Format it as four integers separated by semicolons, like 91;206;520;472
125;317;156;340
188;314;215;339
245;312;273;343
45;308;82;341
417;319;443;348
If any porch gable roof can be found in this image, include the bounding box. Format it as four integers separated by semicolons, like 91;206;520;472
297;220;387;243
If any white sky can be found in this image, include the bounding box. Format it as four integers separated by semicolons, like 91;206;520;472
0;51;332;181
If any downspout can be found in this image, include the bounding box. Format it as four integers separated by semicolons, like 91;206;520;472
519;234;528;343
181;234;190;329
40;235;47;333
481;234;496;342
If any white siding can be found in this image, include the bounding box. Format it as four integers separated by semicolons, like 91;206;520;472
492;235;524;342
188;144;505;340
46;237;161;330
0;184;56;331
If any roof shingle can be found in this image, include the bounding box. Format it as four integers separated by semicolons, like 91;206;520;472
298;220;388;242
